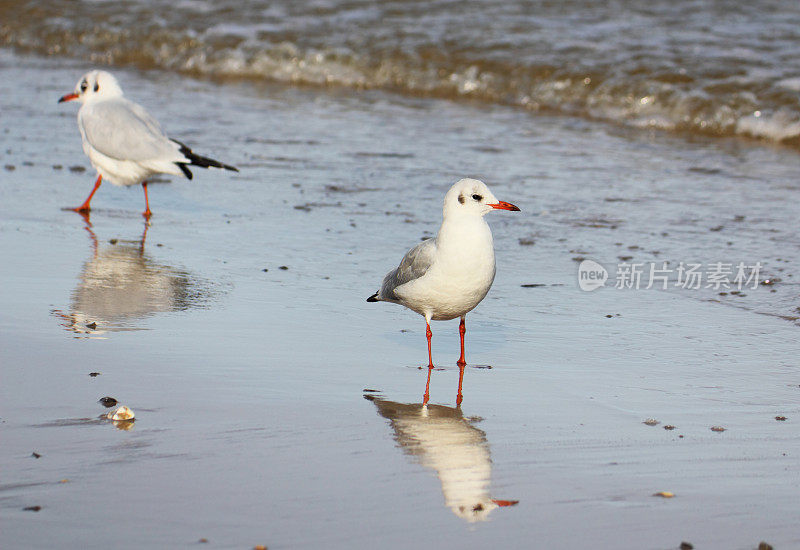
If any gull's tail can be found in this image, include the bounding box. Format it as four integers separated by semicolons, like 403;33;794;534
172;139;238;180
366;292;380;302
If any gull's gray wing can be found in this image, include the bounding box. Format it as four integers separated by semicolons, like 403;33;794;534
78;98;180;162
378;238;437;301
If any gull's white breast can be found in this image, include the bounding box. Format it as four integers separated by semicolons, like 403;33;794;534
395;219;496;320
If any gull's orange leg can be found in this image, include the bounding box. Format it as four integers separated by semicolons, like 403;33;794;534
456;316;467;405
423;319;434;405
141;181;152;219
457;316;467;367
426;320;434;369
72;175;102;213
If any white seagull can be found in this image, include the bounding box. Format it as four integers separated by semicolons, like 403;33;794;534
367;178;519;403
58;70;238;218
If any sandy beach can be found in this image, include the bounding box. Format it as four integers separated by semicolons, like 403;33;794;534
1;47;799;550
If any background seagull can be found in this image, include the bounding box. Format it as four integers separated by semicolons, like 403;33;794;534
367;178;519;404
59;70;238;218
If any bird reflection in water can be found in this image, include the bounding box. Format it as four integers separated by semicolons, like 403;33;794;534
365;393;518;522
53;216;210;336
422;362;471;407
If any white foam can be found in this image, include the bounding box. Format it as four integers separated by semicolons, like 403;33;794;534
736;109;800;142
776;77;800;92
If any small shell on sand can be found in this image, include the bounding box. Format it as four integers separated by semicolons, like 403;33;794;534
107;406;135;422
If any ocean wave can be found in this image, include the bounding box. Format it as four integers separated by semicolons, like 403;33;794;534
4;0;800;148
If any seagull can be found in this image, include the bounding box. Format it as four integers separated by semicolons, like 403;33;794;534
58;70;238;218
366;178;519;404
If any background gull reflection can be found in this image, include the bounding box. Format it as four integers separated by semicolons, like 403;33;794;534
365;393;518;523
52;223;214;336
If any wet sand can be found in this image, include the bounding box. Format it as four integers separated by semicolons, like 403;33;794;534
1;53;799;549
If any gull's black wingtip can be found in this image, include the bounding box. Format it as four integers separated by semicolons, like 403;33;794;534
177;163;193;180
172;139;239;173
366;293;379;302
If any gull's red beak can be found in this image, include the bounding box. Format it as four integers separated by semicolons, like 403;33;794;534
492;499;520;507
58;93;79;104
488;201;520;211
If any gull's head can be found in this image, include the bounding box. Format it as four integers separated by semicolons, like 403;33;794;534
59;70;124;104
443;178;520;219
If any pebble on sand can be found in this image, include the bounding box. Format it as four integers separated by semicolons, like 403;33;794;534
99;397;118;408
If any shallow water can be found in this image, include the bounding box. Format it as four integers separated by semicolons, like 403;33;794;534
1;52;799;549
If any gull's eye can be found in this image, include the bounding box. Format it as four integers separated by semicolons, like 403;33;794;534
80;80;88;92
94;83;99;92
472;194;483;201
